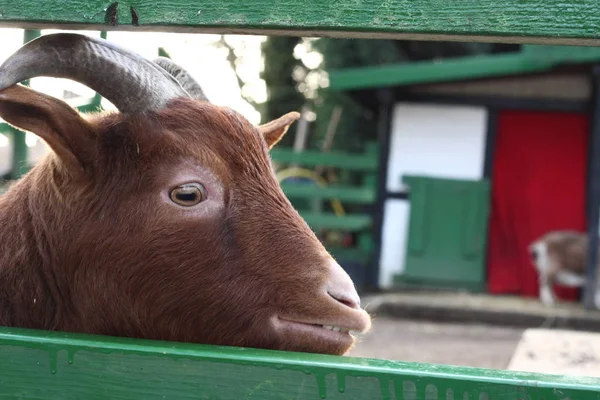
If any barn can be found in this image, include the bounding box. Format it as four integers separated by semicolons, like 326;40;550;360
328;44;600;307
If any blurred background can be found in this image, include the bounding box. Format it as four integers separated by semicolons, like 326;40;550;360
1;29;600;377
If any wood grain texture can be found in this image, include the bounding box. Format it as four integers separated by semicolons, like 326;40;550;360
0;326;599;399
0;1;598;45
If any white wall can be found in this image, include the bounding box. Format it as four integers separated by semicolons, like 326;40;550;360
378;102;488;288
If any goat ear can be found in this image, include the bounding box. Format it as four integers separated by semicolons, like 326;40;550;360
258;111;301;149
0;85;94;174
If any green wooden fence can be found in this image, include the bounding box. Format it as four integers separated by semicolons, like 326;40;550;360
1;2;600;398
0;1;599;45
272;143;378;264
1;326;599;399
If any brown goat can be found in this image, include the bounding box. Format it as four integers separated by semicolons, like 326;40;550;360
529;230;600;308
0;33;371;355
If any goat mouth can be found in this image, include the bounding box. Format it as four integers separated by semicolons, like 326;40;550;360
273;316;368;343
281;319;355;334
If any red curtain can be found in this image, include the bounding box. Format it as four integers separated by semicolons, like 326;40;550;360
487;109;589;300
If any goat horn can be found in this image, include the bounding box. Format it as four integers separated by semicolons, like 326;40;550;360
153;57;208;102
0;33;190;114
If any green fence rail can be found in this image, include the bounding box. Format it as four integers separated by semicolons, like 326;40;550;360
1;326;599;400
271;149;378;171
271;143;378;265
329;45;600;91
279;185;376;205
0;1;599;45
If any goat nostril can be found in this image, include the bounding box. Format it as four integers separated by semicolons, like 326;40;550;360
328;290;360;309
326;258;362;309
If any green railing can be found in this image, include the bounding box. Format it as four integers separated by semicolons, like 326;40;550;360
271;143;378;264
0;1;598;45
1;326;599;400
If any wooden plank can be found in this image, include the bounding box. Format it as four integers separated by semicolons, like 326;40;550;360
330;45;600;91
330;247;371;263
0;1;598;45
280;183;376;204
271;149;378;171
0;326;599;399
301;212;372;231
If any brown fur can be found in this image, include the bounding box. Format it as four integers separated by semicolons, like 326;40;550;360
540;231;589;279
529;230;600;306
0;86;370;355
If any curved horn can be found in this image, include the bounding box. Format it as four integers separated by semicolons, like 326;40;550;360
0;33;190;114
153;57;208;102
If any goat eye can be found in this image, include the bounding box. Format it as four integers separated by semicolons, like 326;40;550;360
170;183;206;206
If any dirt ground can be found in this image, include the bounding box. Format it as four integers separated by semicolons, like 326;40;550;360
347;317;524;370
